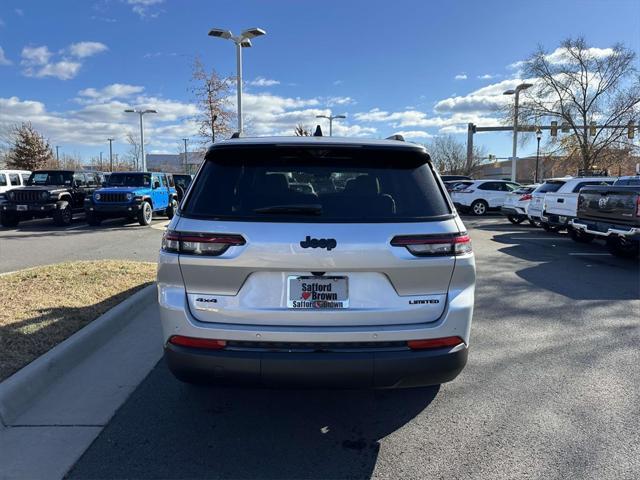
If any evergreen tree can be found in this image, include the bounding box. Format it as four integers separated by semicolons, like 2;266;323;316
7;123;55;170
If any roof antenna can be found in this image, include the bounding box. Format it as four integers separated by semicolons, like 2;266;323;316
313;125;323;137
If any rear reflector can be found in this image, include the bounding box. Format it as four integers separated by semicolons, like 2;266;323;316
391;233;472;256
168;335;227;350
407;336;464;350
162;230;245;256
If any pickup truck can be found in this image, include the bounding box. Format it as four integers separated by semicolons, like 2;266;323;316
540;176;616;232
84;171;178;226
570;176;640;258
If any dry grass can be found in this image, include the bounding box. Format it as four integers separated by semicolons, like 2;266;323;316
0;260;156;381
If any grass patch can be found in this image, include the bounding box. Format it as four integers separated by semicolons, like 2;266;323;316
0;260;156;381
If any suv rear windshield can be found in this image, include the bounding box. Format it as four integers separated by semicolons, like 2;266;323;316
535;181;565;193
182;146;451;223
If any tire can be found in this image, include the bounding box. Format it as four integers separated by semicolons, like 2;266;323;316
528;218;541;227
470;200;488;216
507;215;525;224
0;211;19;228
86;212;102;226
53;201;73;226
165;198;178;219
541;222;559;233
606;237;640;259
568;227;594;244
137;201;153;226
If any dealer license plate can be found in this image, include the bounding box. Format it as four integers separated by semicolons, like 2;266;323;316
17;205;27;211
287;276;349;309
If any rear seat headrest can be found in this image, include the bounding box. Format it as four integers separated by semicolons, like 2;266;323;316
345;175;380;195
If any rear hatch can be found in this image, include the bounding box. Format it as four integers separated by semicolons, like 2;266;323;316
578;186;640;226
529;180;566;214
171;143;467;327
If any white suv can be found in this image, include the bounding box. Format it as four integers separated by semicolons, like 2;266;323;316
157;136;476;388
450;179;521;216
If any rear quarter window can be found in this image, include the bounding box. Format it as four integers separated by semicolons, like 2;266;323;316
536;181;565;193
182;146;451;223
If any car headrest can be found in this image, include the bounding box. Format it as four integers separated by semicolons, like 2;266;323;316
259;173;289;194
345;175;380;195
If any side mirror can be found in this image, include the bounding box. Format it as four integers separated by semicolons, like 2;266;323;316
74;180;83;187
154;181;160;189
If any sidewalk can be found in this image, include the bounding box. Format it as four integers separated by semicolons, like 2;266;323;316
0;297;163;480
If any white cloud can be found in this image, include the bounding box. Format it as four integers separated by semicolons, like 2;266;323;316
326;96;354;106
68;41;108;58
477;74;499;80
454;74;467;80
127;0;164;18
78;83;145;102
333;80;343;85
36;61;82;80
0;47;11;66
15;8;24;16
249;77;280;87
433;78;528;114
393;130;433;139
21;45;52;66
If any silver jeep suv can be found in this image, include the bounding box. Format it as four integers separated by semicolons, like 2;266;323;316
157;136;475;388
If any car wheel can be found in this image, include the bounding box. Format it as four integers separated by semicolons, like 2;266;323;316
0;211;19;228
606;237;640;259
137;201;153;226
568;227;594;244
541;222;559;233
528;218;541;227
53;201;73;226
166;198;178;219
470;200;488;216
507;215;524;224
86;212;102;226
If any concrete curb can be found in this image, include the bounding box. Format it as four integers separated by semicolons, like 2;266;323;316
0;283;157;428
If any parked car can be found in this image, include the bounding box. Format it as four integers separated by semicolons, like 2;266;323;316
0;170;101;227
611;175;640;186
172;174;194;201
0;170;31;194
500;184;539;224
450;179;521;216
157;136;475;388
526;178;570;226
541;176;616;232
85;172;178;226
569;180;640;258
440;175;473;182
444;180;474;193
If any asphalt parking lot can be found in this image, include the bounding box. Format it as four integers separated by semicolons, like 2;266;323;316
0;216;166;273
66;216;640;480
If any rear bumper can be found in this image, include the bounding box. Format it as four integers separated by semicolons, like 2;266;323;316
541;211;570;227
165;342;468;388
571;219;640;239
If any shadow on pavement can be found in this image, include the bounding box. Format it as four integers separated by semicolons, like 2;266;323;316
489;232;639;301
0;217;166;239
68;361;439;480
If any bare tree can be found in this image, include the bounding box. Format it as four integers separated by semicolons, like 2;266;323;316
294;124;312;136
517;37;640;171
190;57;234;144
126;132;141;169
428;135;486;176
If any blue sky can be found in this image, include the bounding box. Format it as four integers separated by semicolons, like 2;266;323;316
0;0;639;162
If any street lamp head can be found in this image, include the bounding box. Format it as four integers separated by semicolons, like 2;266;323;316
503;89;516;96
335;115;346;119
241;27;266;39
208;28;233;39
143;109;157;114
124;109;135;113
240;39;252;48
518;83;533;91
316;115;329;119
536;128;542;140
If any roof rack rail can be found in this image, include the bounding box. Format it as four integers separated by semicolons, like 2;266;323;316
313;125;323;137
385;134;405;141
230;132;242;139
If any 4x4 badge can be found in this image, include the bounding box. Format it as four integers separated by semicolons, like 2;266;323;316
300;236;337;251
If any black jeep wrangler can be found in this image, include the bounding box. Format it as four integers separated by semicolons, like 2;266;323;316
0;170;101;227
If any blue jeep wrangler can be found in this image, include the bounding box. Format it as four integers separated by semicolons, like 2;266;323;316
85;172;178;226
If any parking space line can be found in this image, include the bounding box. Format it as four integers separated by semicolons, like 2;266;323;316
66;224;87;231
511;237;571;240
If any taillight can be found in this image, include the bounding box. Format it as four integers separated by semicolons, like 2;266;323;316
636;196;640;217
390;233;472;257
407;336;464;350
162;230;245;256
168;335;227;350
519;193;532;201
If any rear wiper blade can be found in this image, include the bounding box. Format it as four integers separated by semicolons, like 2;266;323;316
253;204;323;215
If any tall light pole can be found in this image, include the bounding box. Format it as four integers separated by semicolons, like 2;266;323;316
55;146;60;165
182;138;188;174
208;27;267;135
316;114;346;137
107;138;114;172
504;83;532;182
535;128;542;183
124;109;157;171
